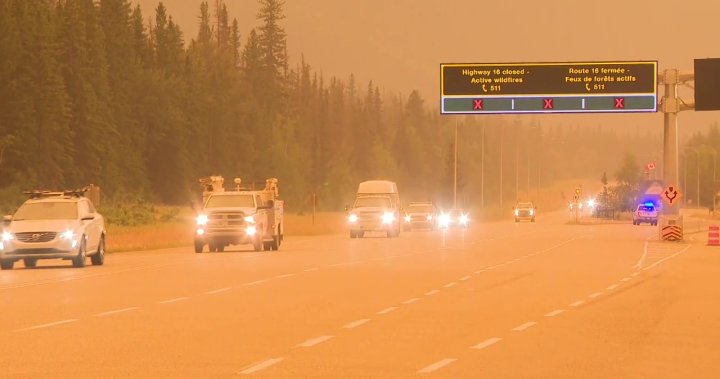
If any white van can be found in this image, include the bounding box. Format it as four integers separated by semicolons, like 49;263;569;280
347;180;401;238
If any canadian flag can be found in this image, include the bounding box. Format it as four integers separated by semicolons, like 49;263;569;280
647;162;656;170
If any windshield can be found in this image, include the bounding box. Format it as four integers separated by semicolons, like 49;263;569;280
517;203;534;208
354;197;391;208
408;205;434;213
205;194;255;208
13;201;78;220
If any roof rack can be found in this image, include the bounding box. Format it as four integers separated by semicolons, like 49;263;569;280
23;186;90;199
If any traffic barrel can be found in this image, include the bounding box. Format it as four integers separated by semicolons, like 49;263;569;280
708;225;720;246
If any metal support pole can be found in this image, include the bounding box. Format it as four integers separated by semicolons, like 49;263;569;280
481;124;484;209
500;126;503;208
454;120;458;209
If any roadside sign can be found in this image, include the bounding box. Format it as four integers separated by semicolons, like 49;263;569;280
440;61;657;114
663;184;681;205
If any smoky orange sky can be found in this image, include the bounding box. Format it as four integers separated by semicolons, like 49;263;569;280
135;0;719;135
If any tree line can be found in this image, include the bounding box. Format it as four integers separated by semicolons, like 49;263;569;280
0;0;671;214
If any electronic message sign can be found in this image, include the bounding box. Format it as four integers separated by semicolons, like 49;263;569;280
441;61;657;114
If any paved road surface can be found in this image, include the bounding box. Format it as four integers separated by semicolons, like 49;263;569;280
1;211;718;378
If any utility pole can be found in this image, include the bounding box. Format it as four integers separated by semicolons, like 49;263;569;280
499;126;503;209
481;123;485;209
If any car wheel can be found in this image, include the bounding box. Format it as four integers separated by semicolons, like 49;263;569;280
350;231;357;238
209;243;217;252
91;236;105;266
194;240;204;253
271;235;279;251
218;245;225;252
72;239;87;268
515;218;519;223
23;258;37;268
358;231;365;238
0;260;14;270
253;237;263;252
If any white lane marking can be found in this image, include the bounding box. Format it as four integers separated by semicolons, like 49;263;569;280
425;290;440;296
589;292;603;299
443;282;457;288
474;269;485;274
607;284;620;291
275;273;295;279
630;272;640;277
403;298;420;304
569;300;585;307
238;357;284;375
303;267;319;272
418;358;457;374
512;321;537;331
635;240;649;269
160;296;189;304
642;244;692;271
620;277;631;282
377;307;398;315
296;335;333;347
204;287;230;295
15;319;79;332
94;307;139;317
343;319;370;329
545;309;564;317
459;275;471;281
243;280;266;286
471;337;502;349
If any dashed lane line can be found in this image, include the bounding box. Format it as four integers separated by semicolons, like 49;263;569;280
14;319;79;332
376;307;398;315
512;321;537;332
159;297;189;304
545;309;564;317
403;298;420;304
238;358;284;375
94;307;139;317
425;290;440;296
204;287;230;295
471;337;502;350
443;282;457;288
588;292;603;299
569;300;585;307
418;358;457;374
459;275;471;281
343;319;370;329
606;284;619;291
296;335;333;348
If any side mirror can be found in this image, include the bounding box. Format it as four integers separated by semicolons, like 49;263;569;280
344;205;349;212
2;215;11;225
81;213;96;221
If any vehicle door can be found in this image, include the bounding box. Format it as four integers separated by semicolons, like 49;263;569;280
79;199;99;252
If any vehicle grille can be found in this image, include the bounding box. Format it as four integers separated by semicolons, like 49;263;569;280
14;248;62;255
14;232;57;243
208;213;247;227
410;215;429;221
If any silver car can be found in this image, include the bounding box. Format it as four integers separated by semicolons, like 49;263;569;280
1;192;106;269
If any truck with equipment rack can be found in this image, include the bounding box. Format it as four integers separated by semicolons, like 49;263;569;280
194;177;283;253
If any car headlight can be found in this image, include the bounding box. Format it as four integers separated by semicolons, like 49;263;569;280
348;213;358;223
438;214;450;226
381;212;394;224
529;209;534;216
514;210;519;216
246;225;257;236
61;230;75;240
244;215;255;223
404;215;411;222
196;214;208;225
427;215;432;221
1;231;13;241
459;215;469;224
196;228;205;236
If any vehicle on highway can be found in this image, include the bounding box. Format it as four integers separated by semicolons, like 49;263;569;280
1;188;106;270
514;201;536;222
633;202;658;226
348;180;401;238
438;208;469;229
195;177;283;253
403;202;437;231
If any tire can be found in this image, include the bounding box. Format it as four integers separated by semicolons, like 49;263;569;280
270;235;279;251
72;239;87;268
253;237;263;252
217;245;225;252
263;241;272;251
209;243;217;252
531;218;536;223
350;231;357;238
358;231;365;238
386;230;392;238
24;258;37;268
0;260;13;270
91;236;105;266
515;218;519;223
194;240;204;254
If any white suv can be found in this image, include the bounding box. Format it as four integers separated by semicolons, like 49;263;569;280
1;191;106;269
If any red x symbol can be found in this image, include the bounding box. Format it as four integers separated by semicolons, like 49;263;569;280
473;99;483;110
614;97;625;109
543;98;554;109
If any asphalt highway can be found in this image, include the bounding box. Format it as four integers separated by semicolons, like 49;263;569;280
1;211;718;378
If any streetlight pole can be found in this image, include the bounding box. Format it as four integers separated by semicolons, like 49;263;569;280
685;147;700;207
481;123;484;209
454;119;458;209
